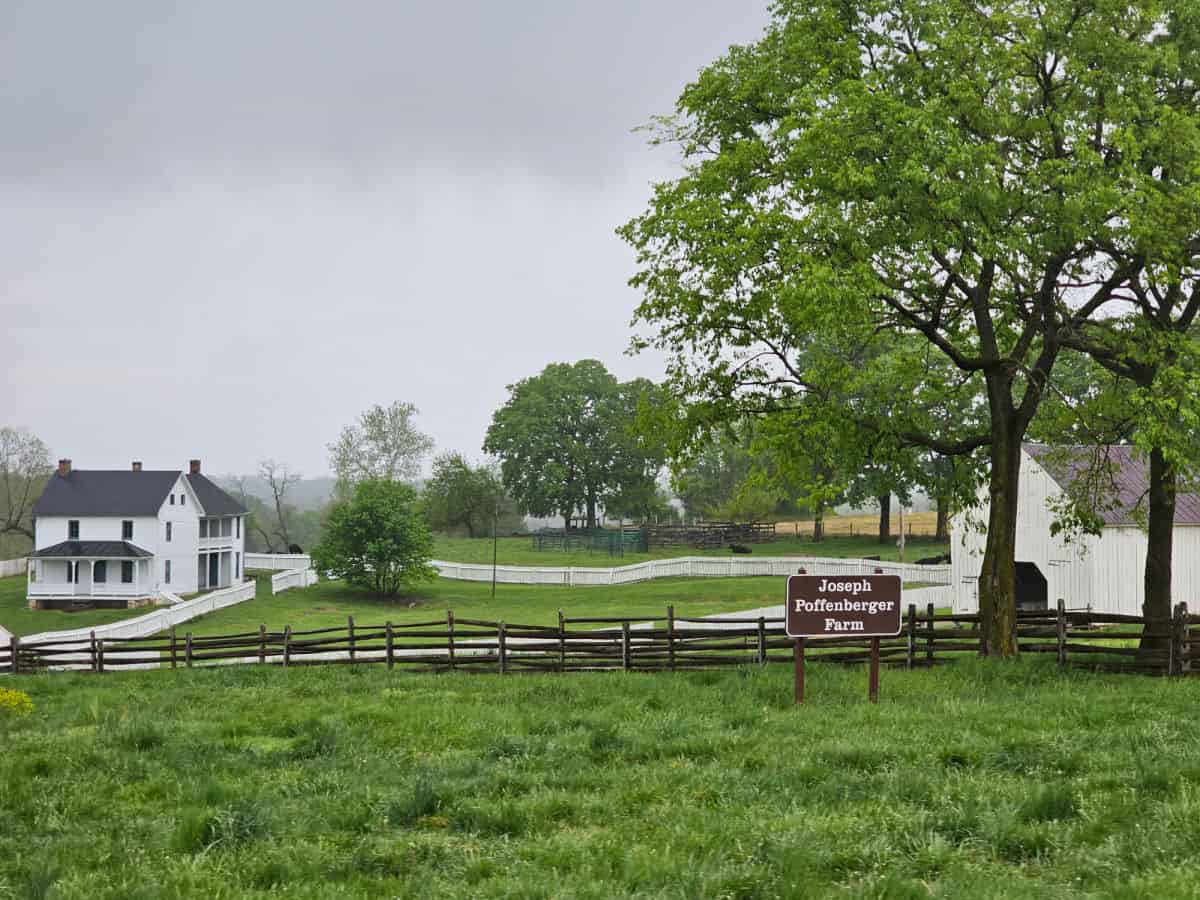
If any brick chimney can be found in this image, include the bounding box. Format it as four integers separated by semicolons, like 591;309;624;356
132;461;143;472
189;459;201;475
57;458;71;477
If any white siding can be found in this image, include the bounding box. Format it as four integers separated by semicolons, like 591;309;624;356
950;449;1200;615
158;475;202;594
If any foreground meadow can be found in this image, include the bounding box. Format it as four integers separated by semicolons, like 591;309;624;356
3;659;1200;898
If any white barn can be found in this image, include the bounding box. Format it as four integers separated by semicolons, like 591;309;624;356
950;444;1200;615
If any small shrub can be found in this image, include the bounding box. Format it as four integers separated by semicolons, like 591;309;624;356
0;687;33;717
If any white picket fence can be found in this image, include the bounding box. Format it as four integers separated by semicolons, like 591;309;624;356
271;568;319;594
245;553;312;572
18;579;257;648
431;556;951;587
0;558;26;578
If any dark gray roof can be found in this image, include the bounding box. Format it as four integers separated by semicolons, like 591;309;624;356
32;469;247;517
31;540;153;559
32;470;180;517
1024;444;1200;526
187;474;247;515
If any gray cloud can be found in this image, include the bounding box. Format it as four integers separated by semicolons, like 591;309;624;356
1;1;768;475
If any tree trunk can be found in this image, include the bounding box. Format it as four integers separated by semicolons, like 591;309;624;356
813;500;825;543
1141;446;1176;656
586;493;597;531
935;497;950;541
877;494;891;544
977;419;1022;657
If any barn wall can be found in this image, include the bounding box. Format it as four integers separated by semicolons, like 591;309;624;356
949;450;1099;613
1090;526;1200;616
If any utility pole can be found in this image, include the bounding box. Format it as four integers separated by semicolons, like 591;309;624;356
491;497;499;599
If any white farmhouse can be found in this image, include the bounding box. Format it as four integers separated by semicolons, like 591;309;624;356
26;458;247;609
950;444;1200;616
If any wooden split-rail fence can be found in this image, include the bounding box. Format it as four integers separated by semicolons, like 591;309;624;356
2;600;1196;677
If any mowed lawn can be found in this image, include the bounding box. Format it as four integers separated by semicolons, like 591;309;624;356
0;575;153;638
4;658;1200;898
434;532;949;568
171;573;795;637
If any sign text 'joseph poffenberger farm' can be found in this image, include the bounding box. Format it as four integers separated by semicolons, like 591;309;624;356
786;574;902;704
786;575;902;638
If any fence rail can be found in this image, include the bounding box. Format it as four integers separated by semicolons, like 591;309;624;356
245;553;312;572
432;555;952;587
271;568;319;594
6;599;1191;677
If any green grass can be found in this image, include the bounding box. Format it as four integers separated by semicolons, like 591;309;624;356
0;576;155;638
434;533;949;567
4;658;1200;897
173;573;793;637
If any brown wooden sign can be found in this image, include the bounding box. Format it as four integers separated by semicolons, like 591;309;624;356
786;574;902;639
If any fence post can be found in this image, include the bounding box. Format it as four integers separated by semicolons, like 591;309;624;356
926;602;935;665
622;622;631;672
667;604;676;672
90;630;98;673
170;626;177;669
185;632;193;668
347;615;356;665
905;605;915;669
258;624;266;665
386;621;394;670
1056;599;1066;668
1171;603;1187;677
557;609;565;672
498;621;507;674
757;616;766;665
282;625;291;669
447;611;455;671
9;636;17;675
1181;602;1191;677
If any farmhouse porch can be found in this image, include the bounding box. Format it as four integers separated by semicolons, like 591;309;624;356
27;540;156;609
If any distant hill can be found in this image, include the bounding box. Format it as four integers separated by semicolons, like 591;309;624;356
215;475;337;512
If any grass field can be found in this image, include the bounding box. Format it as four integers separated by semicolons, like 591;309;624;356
434;532;949;568
4;658;1200;898
160;573;801;637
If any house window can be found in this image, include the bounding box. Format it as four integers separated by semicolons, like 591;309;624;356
121;561;134;584
68;520;79;540
170;494;175;505
66;561;74;583
181;493;186;506
166;521;172;542
94;561;107;583
122;520;133;540
199;519;207;538
221;518;232;537
164;560;171;584
235;552;240;579
236;517;241;539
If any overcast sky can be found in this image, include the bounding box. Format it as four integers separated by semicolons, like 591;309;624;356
1;1;768;478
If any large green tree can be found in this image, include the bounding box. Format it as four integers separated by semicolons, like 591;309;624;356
423;453;522;537
328;401;434;497
484;361;665;529
313;479;436;598
621;0;1189;655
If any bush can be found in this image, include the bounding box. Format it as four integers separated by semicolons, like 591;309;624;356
313;479;436;597
0;688;33;717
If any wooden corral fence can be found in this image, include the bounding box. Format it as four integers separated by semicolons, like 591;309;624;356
641;522;776;549
3;600;1196;677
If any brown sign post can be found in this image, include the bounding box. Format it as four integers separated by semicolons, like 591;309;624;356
786;574;902;704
